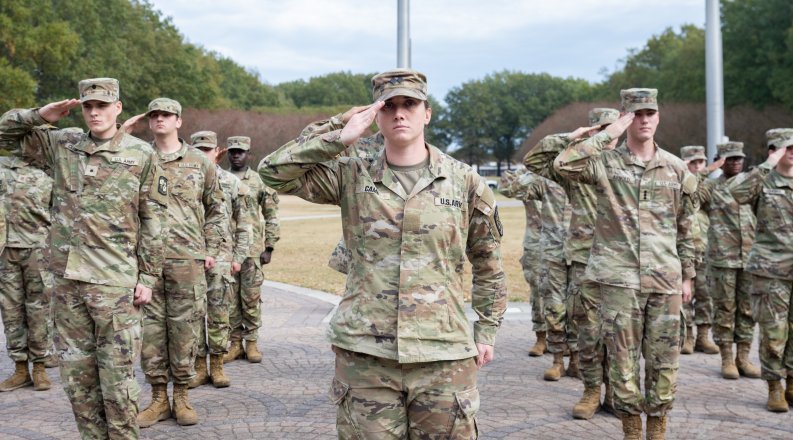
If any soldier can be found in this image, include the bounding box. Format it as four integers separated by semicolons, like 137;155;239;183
260;68;507;438
0;156;54;392
680;146;721;355
498;170;546;357
0;78;166;439
501;170;574;381
524;108;620;419
224;136;280;363
694;141;760;379
731;129;793;412
191;130;252;388
555;88;697;440
134;98;225;428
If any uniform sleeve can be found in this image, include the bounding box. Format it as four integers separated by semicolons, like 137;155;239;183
202;162;226;256
258;130;346;205
497;170;517;198
506;172;545;203
0;109;59;169
730;162;772;205
262;187;280;249
232;182;253;265
298;114;345;137
553;131;609;185
467;178;508;346
677;172;698;280
523;134;569;183
693;174;715;209
136;154;166;288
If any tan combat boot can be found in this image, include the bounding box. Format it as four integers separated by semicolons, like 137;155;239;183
572;385;601;419
43;355;59;369
694;325;719;354
719;343;739;379
31;362;51;391
680;327;694;354
188;356;209;389
172;383;198;426
245;340;262;363
223;339;244;364
620;414;642;440
735;342;761;378
767;380;789;412
528;331;547;357
543;352;565;381
566;351;581;379
137;384;171;428
210;354;230;388
786;377;793;405
0;361;32;392
646;415;667;440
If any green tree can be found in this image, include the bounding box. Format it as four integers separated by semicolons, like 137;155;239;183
276;71;374;108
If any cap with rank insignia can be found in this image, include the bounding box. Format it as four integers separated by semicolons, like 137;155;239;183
78;78;120;103
227;136;251;151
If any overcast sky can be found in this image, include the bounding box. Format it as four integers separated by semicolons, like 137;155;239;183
149;0;706;101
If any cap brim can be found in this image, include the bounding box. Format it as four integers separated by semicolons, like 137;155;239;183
80;94;117;103
227;146;250;151
146;109;179;116
722;152;746;159
777;138;793;149
685;155;707;161
193;142;216;149
376;88;427;103
624;103;658;113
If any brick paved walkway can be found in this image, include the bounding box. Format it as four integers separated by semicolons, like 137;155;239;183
1;282;792;439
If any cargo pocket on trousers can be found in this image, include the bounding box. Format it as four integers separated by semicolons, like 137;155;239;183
112;309;141;366
449;387;479;439
328;377;364;440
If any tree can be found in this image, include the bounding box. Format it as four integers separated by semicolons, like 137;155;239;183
444;71;591;171
276;71;374;108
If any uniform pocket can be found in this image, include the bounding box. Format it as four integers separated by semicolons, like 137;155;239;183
328;377;349;405
449;387;480;439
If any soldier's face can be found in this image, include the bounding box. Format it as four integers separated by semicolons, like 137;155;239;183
687;159;705;174
779;145;793;167
722;156;744;177
81;100;122;138
627;109;659;143
198;146;219;163
148;111;181;136
375;96;431;147
228;149;248;168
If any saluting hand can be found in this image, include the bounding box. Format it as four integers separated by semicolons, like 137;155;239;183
766;144;788;168
339;101;385;146
603;112;635;141
340;105;372;124
122;113;147;134
39;99;81;123
706;157;726;173
568;125;601;141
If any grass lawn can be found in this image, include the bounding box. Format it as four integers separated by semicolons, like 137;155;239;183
266;195;531;302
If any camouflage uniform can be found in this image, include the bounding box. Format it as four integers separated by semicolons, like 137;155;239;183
498;171;545;334
0;157;53;364
503;170;570;353
695;142;756;347
554;92;697;417
141;135;225;386
260;69;507;438
730;135;793;383
228;140;280;344
0;78;165;439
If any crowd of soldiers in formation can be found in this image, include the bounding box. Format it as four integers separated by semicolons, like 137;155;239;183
0;72;792;440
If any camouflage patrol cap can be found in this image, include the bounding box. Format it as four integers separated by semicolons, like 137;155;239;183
765;128;793;149
147;97;182;117
717;141;745;159
681;145;707;161
620;88;658;113
191;131;217;149
78;78;119;103
227;136;251;151
588;108;619;127
371;69;428;102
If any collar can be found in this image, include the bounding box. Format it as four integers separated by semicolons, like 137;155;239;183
79;124;125;154
618;141;666;170
371;143;446;183
156;138;189;162
769;170;793;190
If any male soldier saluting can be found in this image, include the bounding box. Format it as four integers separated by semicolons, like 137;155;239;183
191;130;252;388
730;129;793;412
133;98;225;428
224;136;279;363
0;78;166;439
555;89;697;440
694;141;760;379
260;69;507;438
0;156;54;392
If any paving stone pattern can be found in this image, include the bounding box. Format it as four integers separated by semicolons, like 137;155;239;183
1;284;792;439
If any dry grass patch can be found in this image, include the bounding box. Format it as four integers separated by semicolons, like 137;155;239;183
267;196;530;302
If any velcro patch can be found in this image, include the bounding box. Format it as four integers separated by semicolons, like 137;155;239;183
434;197;463;208
157;176;168;195
178;162;201;169
607;169;639;184
763;188;786;196
654;180;681;189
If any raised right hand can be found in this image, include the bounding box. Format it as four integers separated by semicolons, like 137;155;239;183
339;101;385;146
766;144;788;168
603;112;635;140
39;99;81;123
121;113;147;134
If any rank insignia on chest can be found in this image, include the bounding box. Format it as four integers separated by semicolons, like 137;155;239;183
158;176;168;195
84;165;98;177
435;197;463;208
